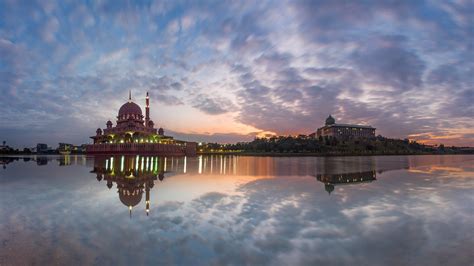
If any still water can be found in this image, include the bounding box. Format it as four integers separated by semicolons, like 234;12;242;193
0;155;473;265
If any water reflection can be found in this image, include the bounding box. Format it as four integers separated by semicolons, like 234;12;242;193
0;157;18;169
316;171;377;194
92;156;166;217
0;155;473;265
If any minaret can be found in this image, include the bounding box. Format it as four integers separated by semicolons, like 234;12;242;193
145;91;150;127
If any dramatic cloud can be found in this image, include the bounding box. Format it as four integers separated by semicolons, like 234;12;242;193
192;94;235;115
0;0;472;147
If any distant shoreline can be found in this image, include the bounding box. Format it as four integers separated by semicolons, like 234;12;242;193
197;151;474;157
1;151;473;157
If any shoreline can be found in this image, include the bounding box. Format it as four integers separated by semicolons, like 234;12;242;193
196;151;474;157
3;152;473;157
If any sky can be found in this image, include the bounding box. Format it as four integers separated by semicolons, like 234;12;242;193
0;0;473;147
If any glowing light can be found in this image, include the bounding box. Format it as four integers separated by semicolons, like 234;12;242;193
120;156;124;172
233;156;237;175
183;156;187;173
198;155;202;174
164;157;167;171
210;155;213;173
141;157;144;171
135;155;139;170
220;155;223;174
105;159;108;170
223;156;226;174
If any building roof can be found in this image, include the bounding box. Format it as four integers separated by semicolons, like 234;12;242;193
118;101;142;116
322;123;375;129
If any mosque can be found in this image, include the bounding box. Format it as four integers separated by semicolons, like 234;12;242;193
86;91;196;156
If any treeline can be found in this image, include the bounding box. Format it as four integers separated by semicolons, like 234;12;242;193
200;135;473;155
0;148;33;154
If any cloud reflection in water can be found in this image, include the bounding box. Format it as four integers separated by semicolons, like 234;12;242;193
0;155;473;265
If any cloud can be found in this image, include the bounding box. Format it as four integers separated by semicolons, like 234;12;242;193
192;94;235;115
167;131;257;144
352;39;426;91
40;16;60;43
0;0;472;146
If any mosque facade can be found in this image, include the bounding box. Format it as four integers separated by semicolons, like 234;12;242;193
86;91;196;156
313;115;376;139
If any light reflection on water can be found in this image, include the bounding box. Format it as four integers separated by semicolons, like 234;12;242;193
0;155;473;265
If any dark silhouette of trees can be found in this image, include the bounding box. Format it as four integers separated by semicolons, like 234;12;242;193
199;135;472;155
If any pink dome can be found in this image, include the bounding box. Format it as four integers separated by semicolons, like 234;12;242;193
118;102;142;117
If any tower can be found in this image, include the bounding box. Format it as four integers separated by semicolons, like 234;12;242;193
145;92;150;127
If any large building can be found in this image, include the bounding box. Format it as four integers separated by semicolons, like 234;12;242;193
313;115;376;139
86;91;196;156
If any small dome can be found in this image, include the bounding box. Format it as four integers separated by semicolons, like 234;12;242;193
158;128;164;135
106;120;112;125
325;115;335;125
148;120;154;127
118;102;142;117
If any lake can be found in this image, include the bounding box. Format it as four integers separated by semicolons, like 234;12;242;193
1;155;473;265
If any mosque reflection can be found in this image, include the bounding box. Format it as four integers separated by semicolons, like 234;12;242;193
91;155;167;218
316;170;377;194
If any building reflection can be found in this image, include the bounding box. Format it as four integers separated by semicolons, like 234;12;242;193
316;171;377;194
56;155;89;166
0;157;19;169
92;155;166;218
1;156;46;169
